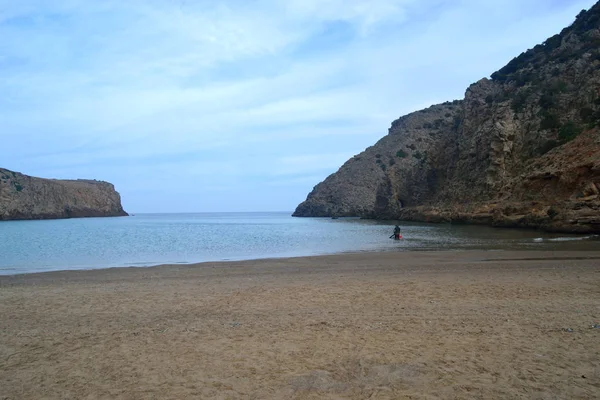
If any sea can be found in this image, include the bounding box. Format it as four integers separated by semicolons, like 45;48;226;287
0;212;598;275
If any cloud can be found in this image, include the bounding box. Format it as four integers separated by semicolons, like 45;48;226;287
272;153;357;176
0;0;596;212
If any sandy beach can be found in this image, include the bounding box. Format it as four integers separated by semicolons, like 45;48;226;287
1;250;599;399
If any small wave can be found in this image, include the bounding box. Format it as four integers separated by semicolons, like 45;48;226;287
548;235;595;242
533;235;598;243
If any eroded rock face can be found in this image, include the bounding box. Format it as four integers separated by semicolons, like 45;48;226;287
0;168;128;220
294;4;600;233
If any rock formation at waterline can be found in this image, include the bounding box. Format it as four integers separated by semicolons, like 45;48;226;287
0;168;128;220
294;4;600;233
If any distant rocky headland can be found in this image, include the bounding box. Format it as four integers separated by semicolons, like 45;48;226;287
0;168;128;221
294;3;600;233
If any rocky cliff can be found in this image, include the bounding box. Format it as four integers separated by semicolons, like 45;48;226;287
293;3;600;233
0;168;128;220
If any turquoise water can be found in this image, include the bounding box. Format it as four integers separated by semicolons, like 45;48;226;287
0;212;598;275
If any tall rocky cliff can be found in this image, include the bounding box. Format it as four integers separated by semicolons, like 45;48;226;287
0;168;128;220
294;3;600;233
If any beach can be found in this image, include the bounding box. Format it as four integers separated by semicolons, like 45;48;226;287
1;250;599;399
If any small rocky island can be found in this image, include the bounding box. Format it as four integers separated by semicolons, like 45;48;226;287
0;168;128;221
294;4;600;234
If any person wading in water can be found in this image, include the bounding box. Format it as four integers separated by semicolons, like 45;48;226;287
390;225;402;240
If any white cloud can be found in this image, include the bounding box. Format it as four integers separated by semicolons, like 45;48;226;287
281;0;414;33
273;153;357;176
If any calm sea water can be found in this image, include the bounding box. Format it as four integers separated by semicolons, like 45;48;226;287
0;212;598;275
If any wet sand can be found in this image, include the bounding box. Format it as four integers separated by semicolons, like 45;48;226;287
1;250;600;399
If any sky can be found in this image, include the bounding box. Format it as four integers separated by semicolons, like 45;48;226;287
0;0;596;213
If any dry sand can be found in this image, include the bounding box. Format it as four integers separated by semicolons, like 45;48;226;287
1;250;600;399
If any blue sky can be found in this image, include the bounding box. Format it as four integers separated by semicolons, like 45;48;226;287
0;0;596;213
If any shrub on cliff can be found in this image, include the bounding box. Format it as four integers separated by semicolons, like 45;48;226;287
558;121;583;142
540;111;561;130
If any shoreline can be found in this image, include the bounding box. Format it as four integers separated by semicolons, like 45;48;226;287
2;250;599;399
0;247;383;277
2;247;600;281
